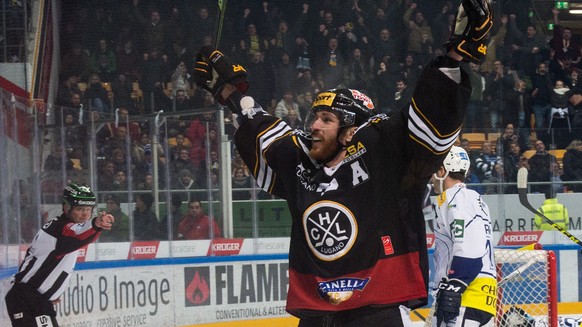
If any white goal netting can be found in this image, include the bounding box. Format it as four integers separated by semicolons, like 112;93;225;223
495;248;557;327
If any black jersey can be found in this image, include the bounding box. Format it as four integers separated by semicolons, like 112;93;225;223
233;58;471;317
13;214;103;301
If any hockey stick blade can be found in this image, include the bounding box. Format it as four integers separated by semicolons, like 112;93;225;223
517;168;582;248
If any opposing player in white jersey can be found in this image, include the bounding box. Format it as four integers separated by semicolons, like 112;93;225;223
430;146;497;327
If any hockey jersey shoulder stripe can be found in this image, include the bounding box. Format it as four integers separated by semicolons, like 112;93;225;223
408;99;460;154
254;120;292;190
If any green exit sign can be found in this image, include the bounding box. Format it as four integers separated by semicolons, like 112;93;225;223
556;1;569;9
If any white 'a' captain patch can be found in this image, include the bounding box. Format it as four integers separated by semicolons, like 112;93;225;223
303;201;357;261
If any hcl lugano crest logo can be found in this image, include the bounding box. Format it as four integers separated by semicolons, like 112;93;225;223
303;201;357;261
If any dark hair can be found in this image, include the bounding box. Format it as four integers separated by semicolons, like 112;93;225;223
105;194;121;206
139;193;154;208
171;193;182;208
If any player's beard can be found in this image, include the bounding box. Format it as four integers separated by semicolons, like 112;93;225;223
309;136;340;162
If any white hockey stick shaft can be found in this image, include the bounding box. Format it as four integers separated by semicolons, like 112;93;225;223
497;257;537;286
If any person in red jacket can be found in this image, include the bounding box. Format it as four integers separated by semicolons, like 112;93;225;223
178;199;221;239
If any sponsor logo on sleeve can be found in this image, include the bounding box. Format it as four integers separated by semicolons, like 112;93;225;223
451;219;465;238
381;236;395;255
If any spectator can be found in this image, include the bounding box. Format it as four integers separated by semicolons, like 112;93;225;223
134;144;167;188
170;61;191;97
169;133;192;162
282;109;303;130
90;38;117;82
172;89;196;112
140;47;170;113
550;7;581;64
531;62;553;130
98;160;117;191
44;145;75;171
399;54;423;88
432;3;455;47
533;189;569;230
503;141;528;194
404;4;434;62
56;73;81;107
171;149;198;181
549;80;572;148
373;55;398;114
562;139;582;192
112;170;129;194
178;199;221;240
549;56;576;84
393;78;413;112
232;167;252;200
475;141;502;181
109;147;130;175
296;90;314;121
246;51;275;111
369;28;398;64
314;10;341;55
174;169;201;202
507;17;548;78
114;107;141;143
84;73;110;114
132;193;161;240
504;79;533;149
267;4;309;63
550;161;565;195
344;48;372;93
274;88;299;119
464;62;486;132
238;21;268;58
100;194;130;242
136;173;154;191
482;163;509;194
160;193;183;240
231;148;250;177
273;52;297;101
185;6;213;54
496;123;524;156
366;7;389;39
528;139;558;193
60;43;92;81
481;15;508;74
116;38;140;81
317;37;345;90
132;2;166;52
566;68;581;89
111;73;134;108
484;60;515;129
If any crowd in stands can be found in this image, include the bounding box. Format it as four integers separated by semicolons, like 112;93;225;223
33;0;582;241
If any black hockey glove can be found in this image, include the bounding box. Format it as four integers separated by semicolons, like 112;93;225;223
444;0;493;64
435;278;467;325
194;46;249;104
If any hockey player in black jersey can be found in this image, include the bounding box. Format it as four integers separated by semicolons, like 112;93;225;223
194;1;492;325
5;183;114;327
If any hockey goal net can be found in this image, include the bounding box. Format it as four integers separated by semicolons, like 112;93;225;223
494;248;557;327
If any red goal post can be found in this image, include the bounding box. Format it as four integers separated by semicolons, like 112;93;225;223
494;247;558;327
